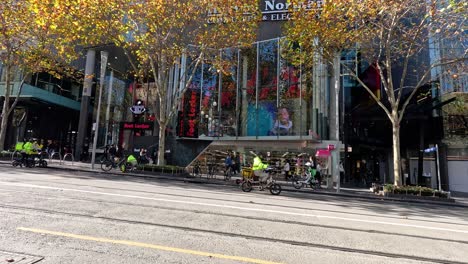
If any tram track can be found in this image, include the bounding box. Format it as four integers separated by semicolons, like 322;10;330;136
1;202;466;264
2;186;468;246
3;176;467;228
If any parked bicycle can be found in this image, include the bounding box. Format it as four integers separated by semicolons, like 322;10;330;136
241;167;282;195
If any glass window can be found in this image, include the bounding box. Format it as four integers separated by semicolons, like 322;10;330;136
219;48;239;137
277;40;304;137
257;39;279;137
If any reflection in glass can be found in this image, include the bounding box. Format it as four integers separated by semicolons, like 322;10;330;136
219;49;238;137
239;44;258;137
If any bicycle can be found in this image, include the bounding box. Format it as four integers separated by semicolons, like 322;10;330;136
101;156;135;172
241;167;282;195
292;166;321;190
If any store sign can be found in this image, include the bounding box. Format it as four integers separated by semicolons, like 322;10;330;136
121;122;153;130
207;0;322;23
177;89;200;138
130;99;146;115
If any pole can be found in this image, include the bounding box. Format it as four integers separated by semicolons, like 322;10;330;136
436;144;441;191
91;51;108;169
334;53;341;193
105;70;114;145
75;49;95;160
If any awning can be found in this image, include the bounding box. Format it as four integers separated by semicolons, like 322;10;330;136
315;149;331;157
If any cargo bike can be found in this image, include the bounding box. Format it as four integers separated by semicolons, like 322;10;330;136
239;167;282;195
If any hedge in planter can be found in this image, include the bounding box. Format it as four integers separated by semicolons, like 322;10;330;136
384;184;449;198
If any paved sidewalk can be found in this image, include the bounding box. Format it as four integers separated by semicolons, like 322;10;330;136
2;159;468;207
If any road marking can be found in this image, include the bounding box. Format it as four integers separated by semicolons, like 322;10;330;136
17;227;282;264
3;182;468;234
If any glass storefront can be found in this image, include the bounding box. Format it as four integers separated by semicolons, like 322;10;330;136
181;38;330;141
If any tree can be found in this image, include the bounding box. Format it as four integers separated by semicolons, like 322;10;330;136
49;0;260;165
286;0;467;186
0;0;84;151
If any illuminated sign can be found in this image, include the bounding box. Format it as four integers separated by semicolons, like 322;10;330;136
177;89;200;138
121;122;153;130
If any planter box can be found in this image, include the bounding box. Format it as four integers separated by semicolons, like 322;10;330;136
381;191;455;203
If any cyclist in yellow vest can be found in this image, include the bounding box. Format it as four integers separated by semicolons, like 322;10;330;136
23;140;33;155
121;154;138;172
15;140;26;164
21;139;33;166
15;141;24;152
252;153;269;183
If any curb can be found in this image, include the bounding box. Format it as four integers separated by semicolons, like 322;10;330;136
2;161;467;208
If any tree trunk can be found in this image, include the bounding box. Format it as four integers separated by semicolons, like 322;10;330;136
392;120;402;186
157;122;166;165
0;64;12;151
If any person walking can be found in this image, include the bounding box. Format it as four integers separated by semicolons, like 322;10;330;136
283;159;290;180
224;153;233;180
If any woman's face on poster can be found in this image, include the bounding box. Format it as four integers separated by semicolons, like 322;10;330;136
279;108;289;122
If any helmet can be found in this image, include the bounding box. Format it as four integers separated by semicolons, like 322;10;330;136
305;162;312;167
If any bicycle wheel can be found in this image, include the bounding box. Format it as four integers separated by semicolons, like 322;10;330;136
120;163;128;173
241;182;252;192
12;160;21;167
269;183;282;195
101;161;113;171
39;160;48;168
292;181;303;189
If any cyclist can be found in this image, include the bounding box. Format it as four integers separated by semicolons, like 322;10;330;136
252;153;269;183
119;154;138;172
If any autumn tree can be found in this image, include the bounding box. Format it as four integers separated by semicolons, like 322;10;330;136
0;0;84;151
48;0;260;165
286;0;467;186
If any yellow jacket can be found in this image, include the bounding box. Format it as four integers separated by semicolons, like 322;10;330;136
23;142;33;154
252;156;268;171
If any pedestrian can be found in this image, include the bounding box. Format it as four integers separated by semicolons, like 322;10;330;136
339;160;344;183
316;161;323;185
224;153;233;178
139;148;149;164
283;159;290;180
234;152;241;174
108;144;117;160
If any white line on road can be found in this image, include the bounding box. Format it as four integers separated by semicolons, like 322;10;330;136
2;181;468;234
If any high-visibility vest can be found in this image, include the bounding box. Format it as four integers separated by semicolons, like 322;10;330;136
127;154;137;163
23;142;33;155
252;156;267;171
15;142;24;151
